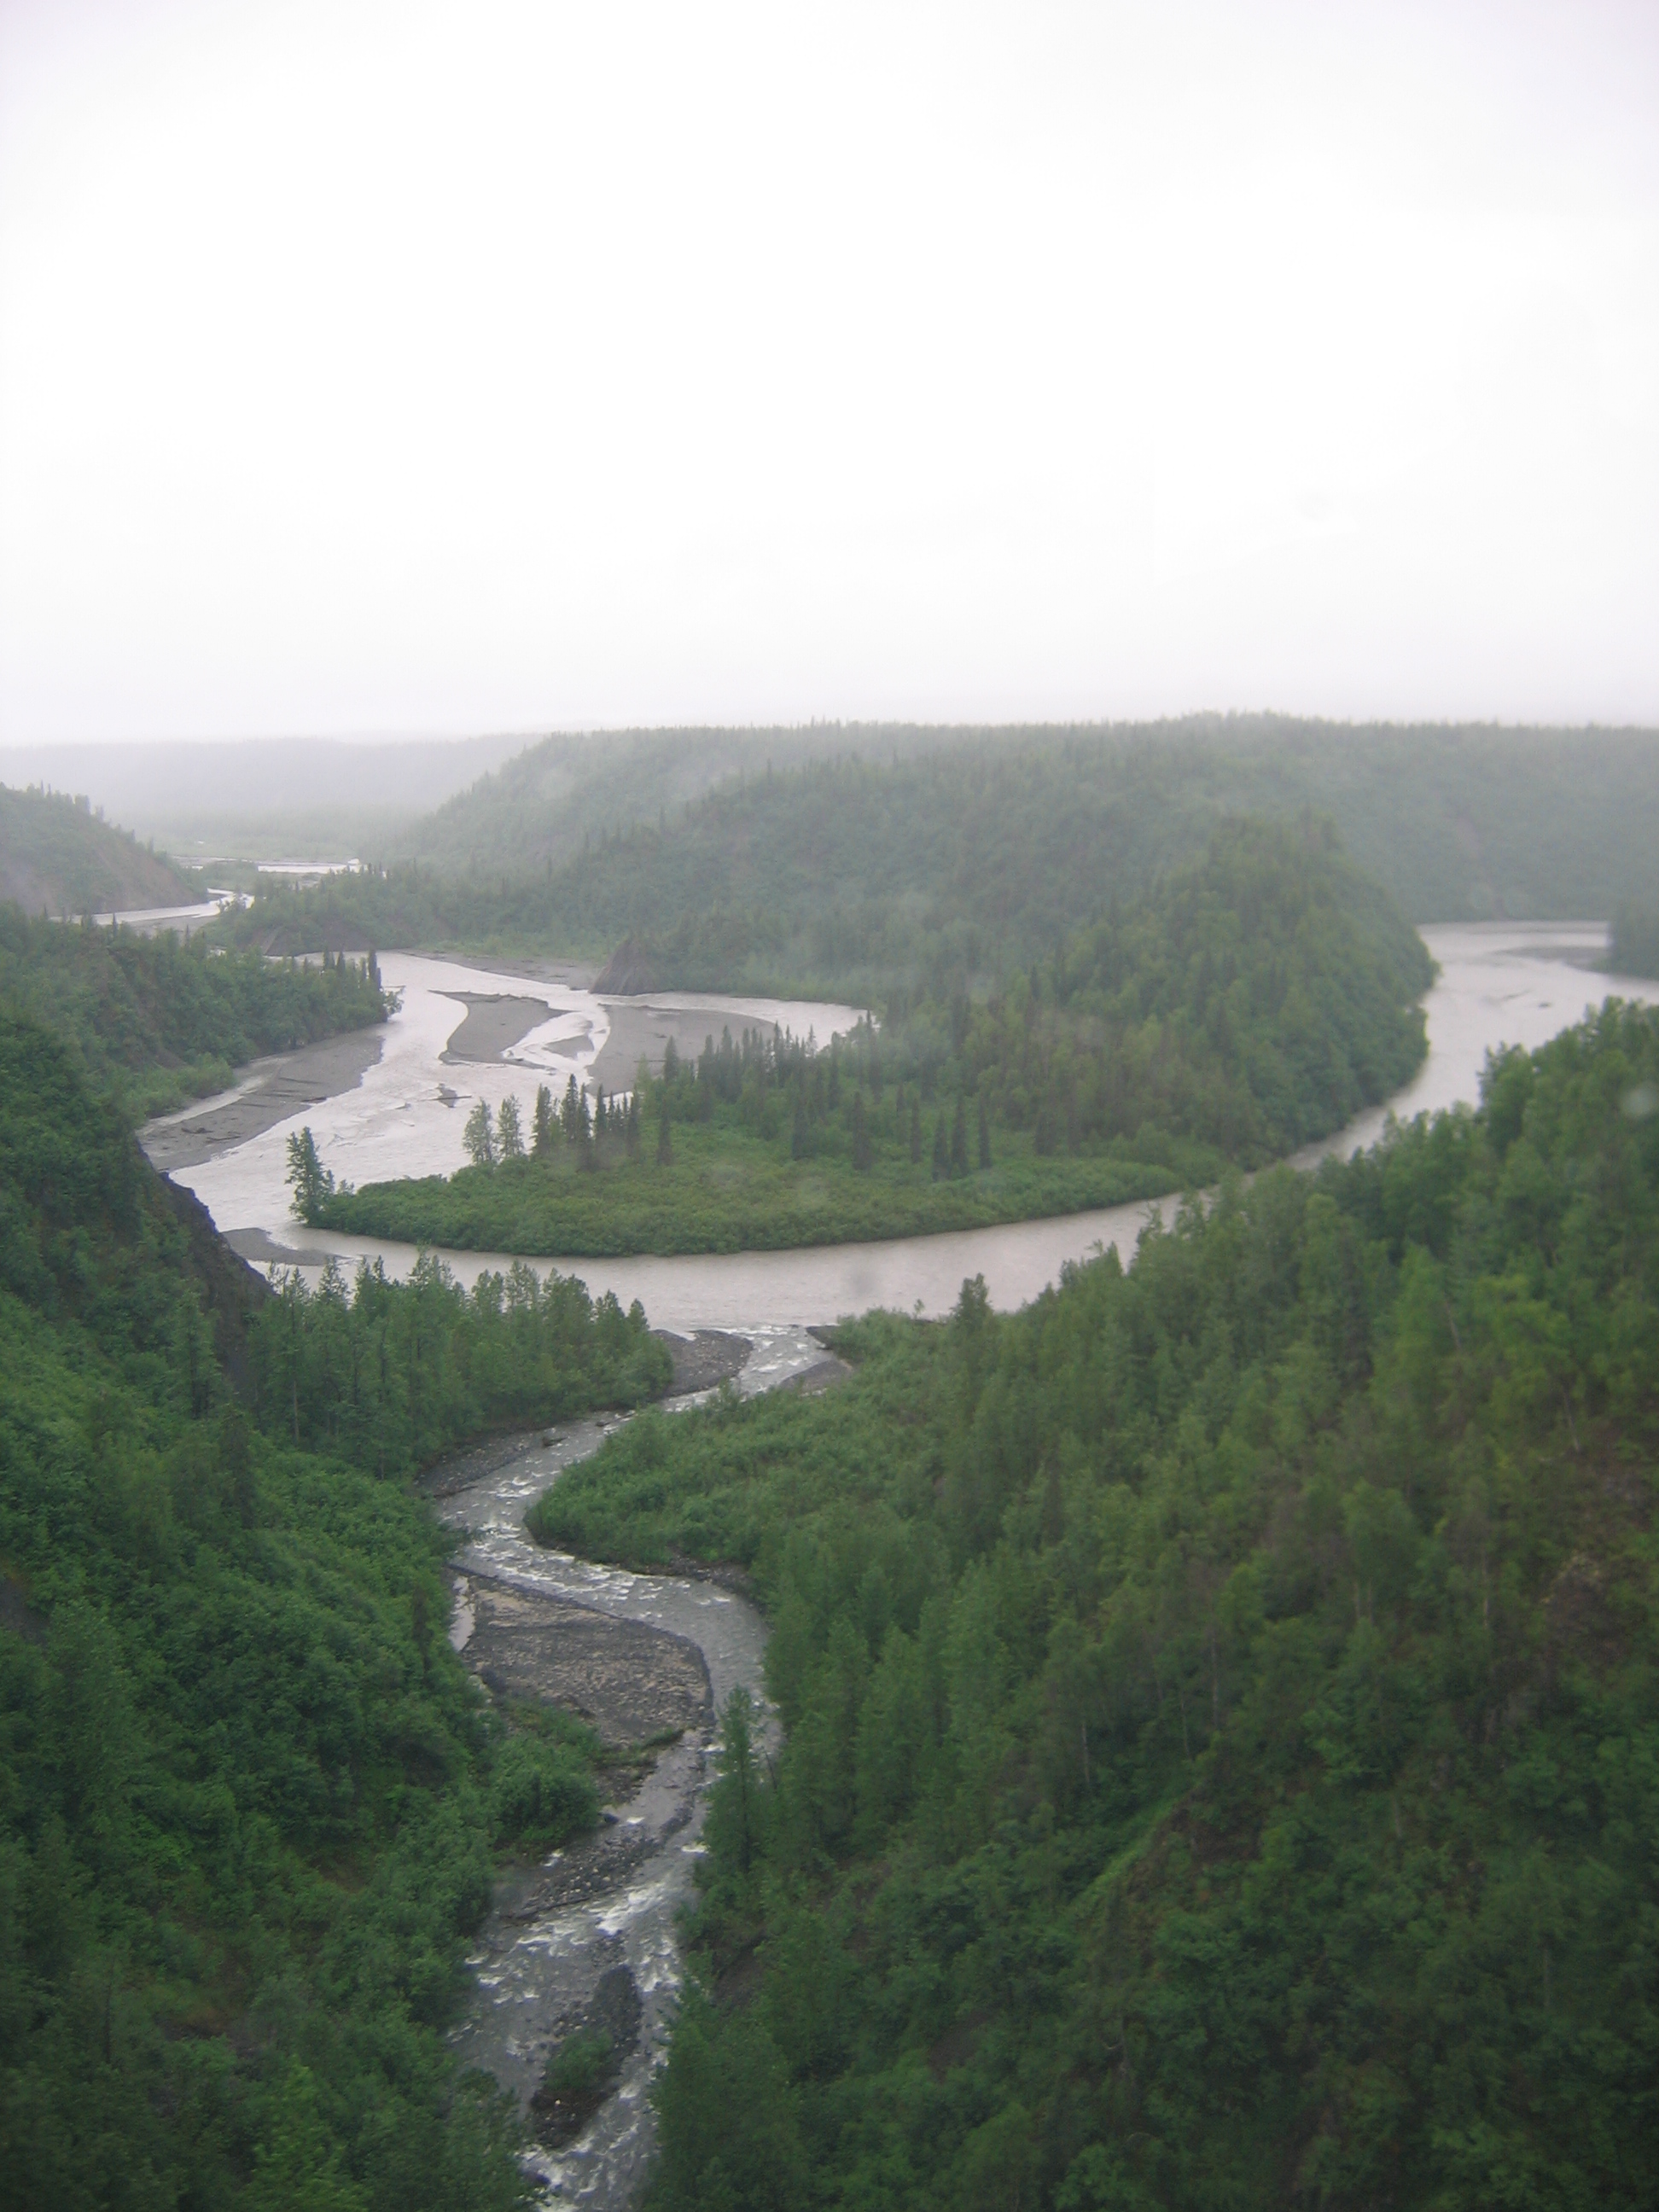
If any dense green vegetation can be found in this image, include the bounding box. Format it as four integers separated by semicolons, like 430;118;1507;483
317;820;1432;1256
0;782;191;918
533;1000;1659;2209
0;1005;665;2208
0;904;392;1118
249;1254;672;1470
1609;902;1659;980
212;722;1659;1001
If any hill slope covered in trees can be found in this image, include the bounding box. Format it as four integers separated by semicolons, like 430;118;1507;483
215;720;1659;1001
533;999;1659;2210
0;905;394;1119
0;783;191;917
0;1004;671;2208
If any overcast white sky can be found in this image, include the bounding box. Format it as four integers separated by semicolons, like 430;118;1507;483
0;0;1655;742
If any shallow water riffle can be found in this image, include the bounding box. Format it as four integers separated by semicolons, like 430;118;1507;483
451;1738;710;2207
429;1328;820;2204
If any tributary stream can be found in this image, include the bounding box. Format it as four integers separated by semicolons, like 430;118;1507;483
428;1325;830;2206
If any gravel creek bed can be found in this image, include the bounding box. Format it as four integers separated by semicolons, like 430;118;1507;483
426;1324;840;2206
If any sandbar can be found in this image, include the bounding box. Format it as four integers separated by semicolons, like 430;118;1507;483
436;990;567;1063
139;1027;385;1173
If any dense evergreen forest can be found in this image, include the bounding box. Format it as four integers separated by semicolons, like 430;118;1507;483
316;820;1432;1255
0;904;392;1118
533;1001;1659;2210
0;1006;671;2208
211;722;1658;1004
0;783;191;918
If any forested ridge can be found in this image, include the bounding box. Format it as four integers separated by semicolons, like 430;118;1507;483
212;720;1659;1000
0;783;191;919
533;1001;1659;2209
317;819;1431;1256
0;903;393;1119
0;1006;667;2208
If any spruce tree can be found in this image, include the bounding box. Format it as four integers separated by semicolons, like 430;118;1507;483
463;1097;497;1168
931;1116;948;1181
497;1095;525;1159
561;1074;582;1144
284;1126;334;1221
851;1091;872;1170
533;1083;555;1156
950;1097;969;1178
977;1091;991;1170
656;1101;673;1165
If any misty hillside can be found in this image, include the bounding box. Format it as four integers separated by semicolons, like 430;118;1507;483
1;735;527;864
0;784;191;917
393;717;1659;928
221;719;1659;1004
383;725;947;876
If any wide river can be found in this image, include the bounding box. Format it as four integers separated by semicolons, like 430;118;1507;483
160;922;1659;1324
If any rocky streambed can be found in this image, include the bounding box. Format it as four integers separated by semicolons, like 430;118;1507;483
426;1324;842;2206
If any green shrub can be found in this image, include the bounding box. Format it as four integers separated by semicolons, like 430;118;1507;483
490;1737;600;1851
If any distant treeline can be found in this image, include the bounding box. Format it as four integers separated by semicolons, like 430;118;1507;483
317;819;1432;1255
0;903;393;1118
210;721;1659;1004
535;997;1659;2209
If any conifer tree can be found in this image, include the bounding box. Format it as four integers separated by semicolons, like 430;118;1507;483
284;1126;335;1221
931;1115;948;1181
497;1095;524;1160
463;1097;497;1167
533;1083;555;1155
561;1074;582;1144
851;1091;873;1170
950;1097;969;1178
656;1100;673;1165
977;1091;992;1170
